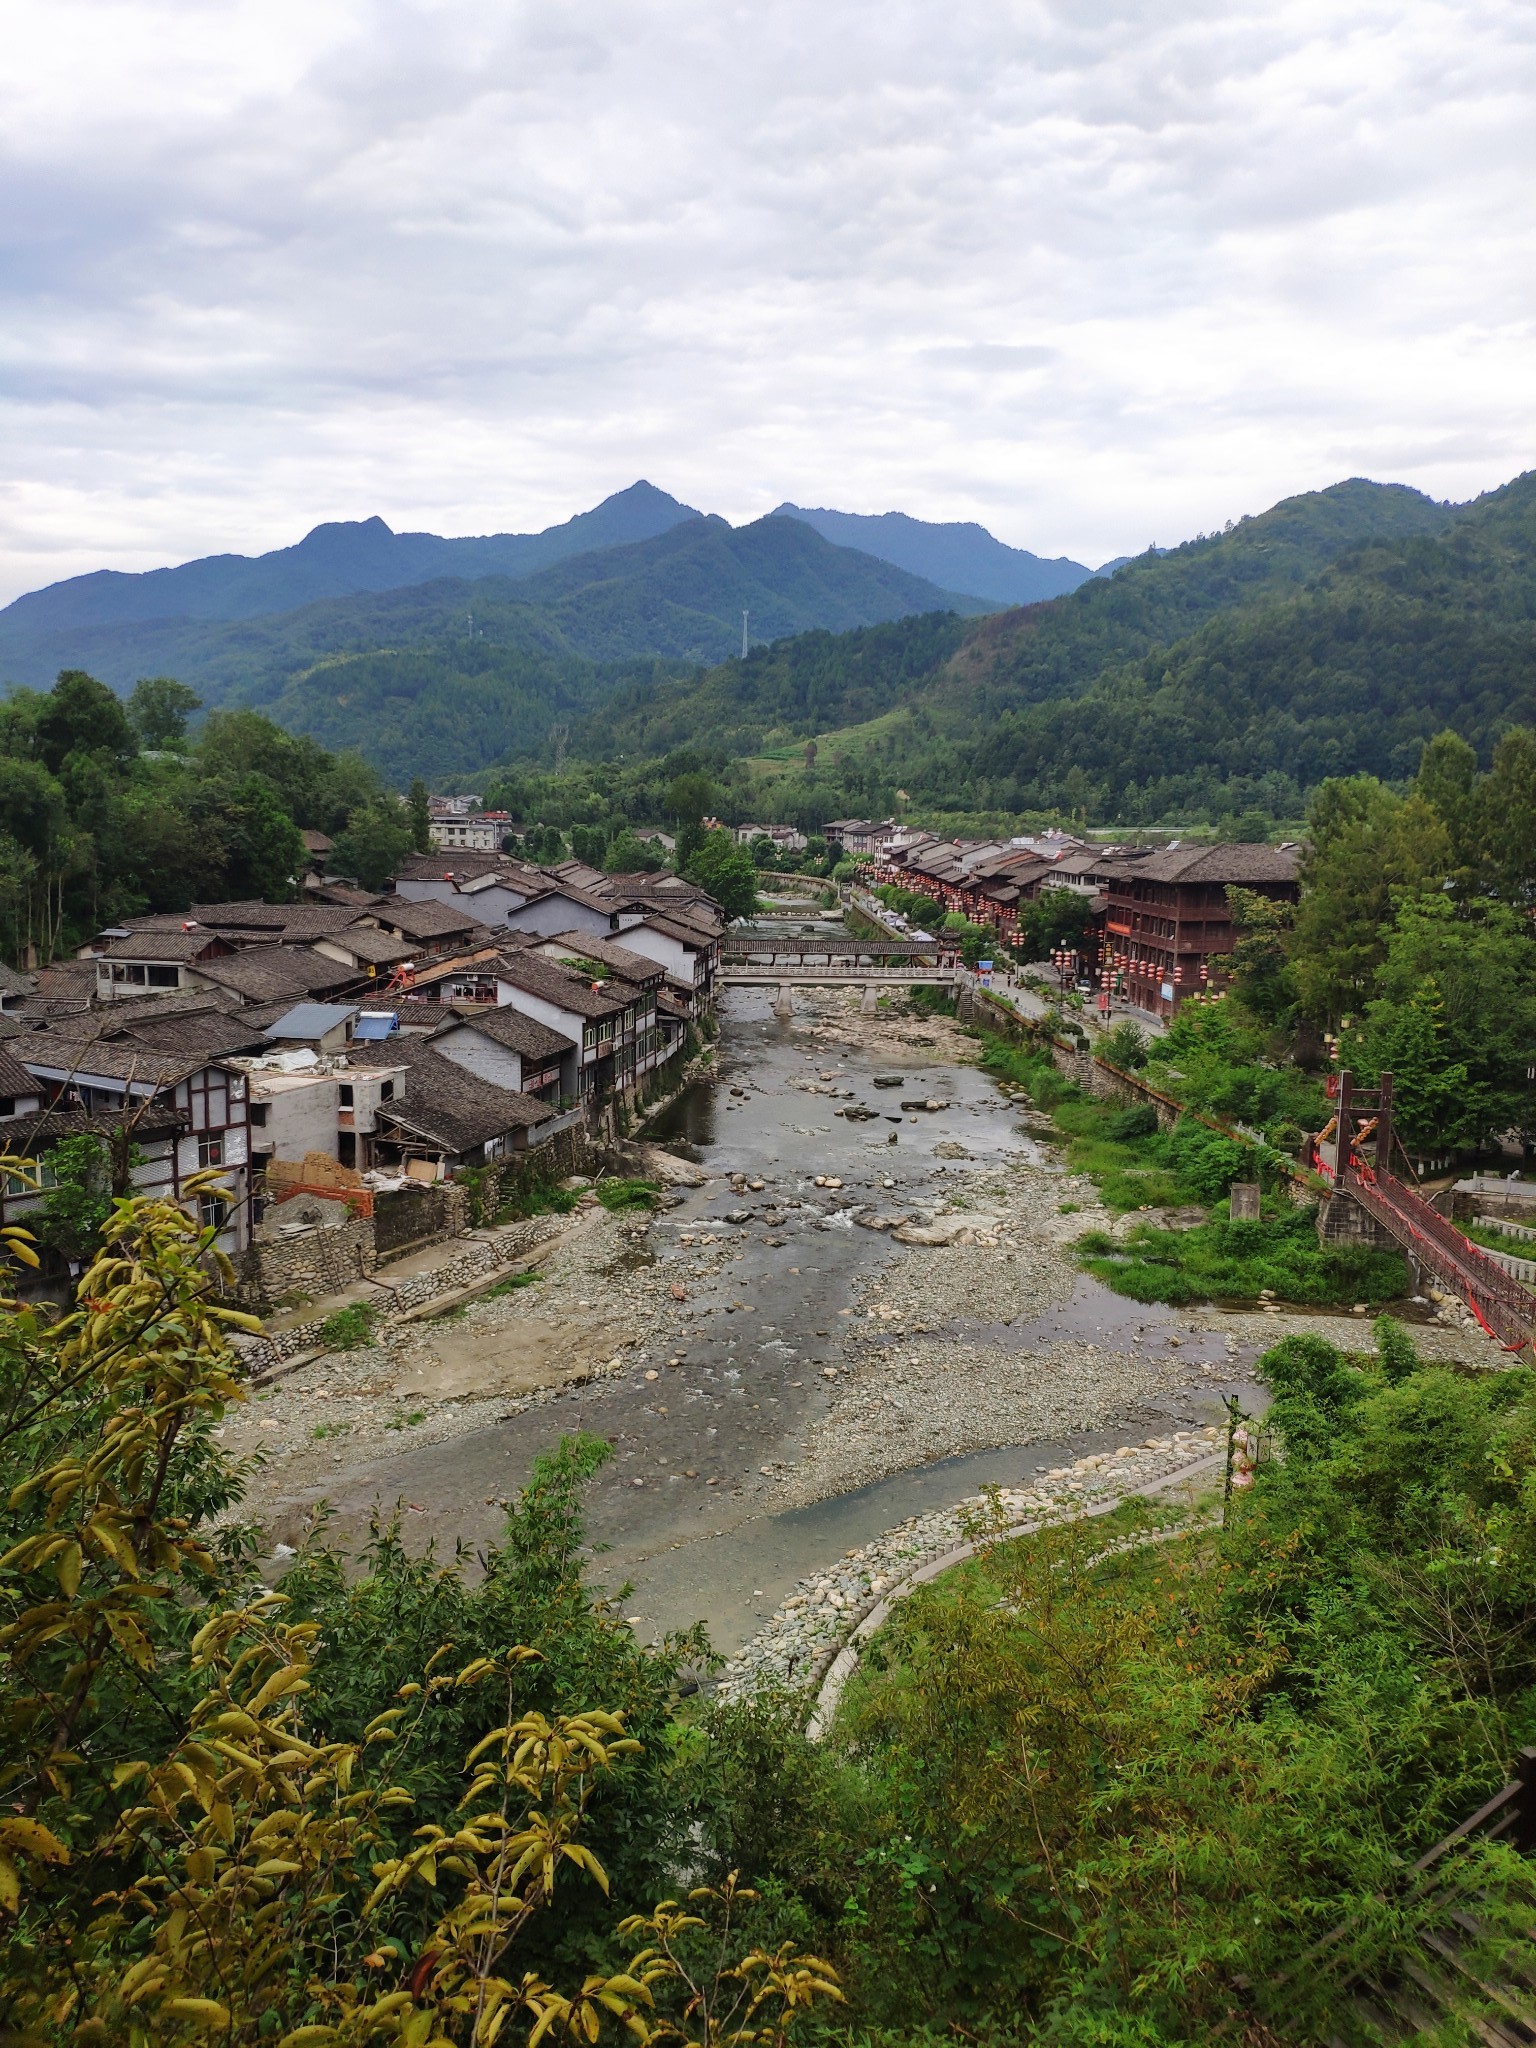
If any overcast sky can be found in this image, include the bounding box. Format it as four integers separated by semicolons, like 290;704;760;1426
2;0;1532;601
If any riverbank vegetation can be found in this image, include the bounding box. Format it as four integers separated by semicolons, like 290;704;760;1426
8;1205;1533;2045
976;1030;1409;1307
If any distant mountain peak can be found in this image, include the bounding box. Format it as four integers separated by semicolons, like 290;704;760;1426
771;503;1090;606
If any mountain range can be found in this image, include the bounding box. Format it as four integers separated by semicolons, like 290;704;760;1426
566;470;1536;824
0;483;1097;695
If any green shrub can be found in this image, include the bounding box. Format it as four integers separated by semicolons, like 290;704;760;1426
1105;1103;1159;1142
1077;1206;1409;1308
318;1302;377;1351
595;1177;662;1212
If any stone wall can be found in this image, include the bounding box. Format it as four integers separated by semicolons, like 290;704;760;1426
233;1213;378;1308
237;1210;577;1376
1317;1191;1404;1251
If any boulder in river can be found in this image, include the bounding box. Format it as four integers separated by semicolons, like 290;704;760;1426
872;1075;905;1088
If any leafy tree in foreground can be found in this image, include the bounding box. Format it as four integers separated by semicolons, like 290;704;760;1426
0;1184;842;2047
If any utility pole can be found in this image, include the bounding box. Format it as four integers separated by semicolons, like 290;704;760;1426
741;611;749;659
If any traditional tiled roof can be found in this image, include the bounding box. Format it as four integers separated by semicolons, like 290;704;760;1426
99;930;231;963
0;1046;42;1100
538;932;663;985
621;912;715;950
439;1006;575;1062
18;1031;213;1089
194;947;355;1003
370;897;494;941
353;1041;556;1154
493;951;631;1020
1125;844;1300;885
118;1011;270;1060
318;925;415;966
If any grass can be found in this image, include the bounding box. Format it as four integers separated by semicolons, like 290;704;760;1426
1077;1207;1409;1308
311;1421;349;1441
979;1030;1407;1309
317;1303;377;1351
482;1270;543;1299
594;1178;662;1213
1457;1217;1536;1258
386;1410;427;1431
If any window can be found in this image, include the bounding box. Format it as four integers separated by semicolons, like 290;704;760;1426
249;1102;268;1128
147;965;179;988
197;1193;224;1230
380;1078;394;1100
338;1084;354;1106
197;1134;224;1168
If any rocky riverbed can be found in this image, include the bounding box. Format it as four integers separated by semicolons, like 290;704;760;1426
232;985;1494;1654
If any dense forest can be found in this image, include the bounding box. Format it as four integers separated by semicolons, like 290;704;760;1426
0;671;426;958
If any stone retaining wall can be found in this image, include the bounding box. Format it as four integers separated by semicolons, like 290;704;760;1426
235;1210;574;1377
716;1427;1227;1715
234;1214;378;1307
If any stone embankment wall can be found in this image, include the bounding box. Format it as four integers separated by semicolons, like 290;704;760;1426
235;1215;379;1306
235;1209;577;1378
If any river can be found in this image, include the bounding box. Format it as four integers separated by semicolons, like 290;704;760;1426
252;979;1271;1657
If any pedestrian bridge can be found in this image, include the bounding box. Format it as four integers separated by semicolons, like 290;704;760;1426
721;935;959;986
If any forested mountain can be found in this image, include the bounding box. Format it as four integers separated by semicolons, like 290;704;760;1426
559;471;1536;828
0;481;701;675
0;513;985;781
771;503;1091;604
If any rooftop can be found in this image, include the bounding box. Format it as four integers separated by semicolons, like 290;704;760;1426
439;1005;574;1061
264;1002;360;1041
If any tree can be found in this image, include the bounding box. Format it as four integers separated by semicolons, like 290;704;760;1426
1475;727;1536;908
1223;885;1299;1026
1348;985;1475;1153
667;773;713;873
604;829;664;874
330;803;415;891
127;676;201;751
0;1194;843;2047
1018;887;1094;961
34;669;136;774
685;830;758;920
221;775;306;902
407;776;432;852
1288;778;1452;1023
1367;893;1536;1147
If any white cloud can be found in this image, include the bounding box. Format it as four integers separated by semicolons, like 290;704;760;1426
0;0;1531;600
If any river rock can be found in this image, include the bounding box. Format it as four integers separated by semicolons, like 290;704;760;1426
872;1075;905;1088
934;1141;972;1159
634;1145;710;1188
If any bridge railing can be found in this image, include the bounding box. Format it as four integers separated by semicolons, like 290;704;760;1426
1344;1163;1536;1349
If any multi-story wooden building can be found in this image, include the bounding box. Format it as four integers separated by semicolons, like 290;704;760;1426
1101;844;1300;1018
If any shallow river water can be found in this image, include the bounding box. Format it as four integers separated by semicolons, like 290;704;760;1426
285;989;1265;1656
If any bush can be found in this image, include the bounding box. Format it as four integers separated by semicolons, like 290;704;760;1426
1105;1103;1159;1142
1099;1019;1150;1070
1078;1206;1409;1308
318;1301;377;1350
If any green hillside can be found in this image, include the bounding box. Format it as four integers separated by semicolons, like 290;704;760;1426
0;514;987;782
553;471;1535;828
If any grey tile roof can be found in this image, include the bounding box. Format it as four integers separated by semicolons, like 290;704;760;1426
440;1006;575;1061
372;896;490;940
100;930;230;962
1125;844;1301;885
539;932;663;985
353;1041;556;1153
493;951;630;1020
195;947;356;1002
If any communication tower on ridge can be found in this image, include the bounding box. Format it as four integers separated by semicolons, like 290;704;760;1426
741;611;749;659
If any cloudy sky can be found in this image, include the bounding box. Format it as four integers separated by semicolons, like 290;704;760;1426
2;0;1532;601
